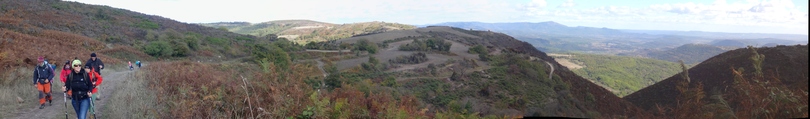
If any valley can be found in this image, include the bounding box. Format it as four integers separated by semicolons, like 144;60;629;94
1;0;807;118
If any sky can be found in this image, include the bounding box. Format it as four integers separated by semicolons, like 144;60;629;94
67;0;809;35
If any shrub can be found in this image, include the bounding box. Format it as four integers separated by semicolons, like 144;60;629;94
251;44;290;71
205;37;227;46
172;43;190;57
136;20;159;30
399;38;452;52
469;45;487;54
353;39;378;54
388;53;428;64
184;36;199;51
143;41;173;57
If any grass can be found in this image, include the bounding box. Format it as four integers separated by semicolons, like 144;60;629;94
0;67;35;117
100;71;160;119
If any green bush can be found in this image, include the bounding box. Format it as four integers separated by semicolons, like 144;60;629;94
172;43;190;57
382;76;396;87
184;36;199;51
143;41;173;57
354;39;378;54
205;37;227;45
251;44;290;71
399;38;451;52
468;45;487;54
136;20;159;30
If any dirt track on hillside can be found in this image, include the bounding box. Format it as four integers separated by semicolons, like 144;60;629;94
8;68;134;119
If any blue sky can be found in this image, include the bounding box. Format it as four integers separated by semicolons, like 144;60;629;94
68;0;808;35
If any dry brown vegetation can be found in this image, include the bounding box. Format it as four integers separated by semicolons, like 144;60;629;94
626;45;808;118
141;61;444;118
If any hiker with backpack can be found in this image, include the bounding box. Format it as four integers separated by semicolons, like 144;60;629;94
128;61;133;71
136;60;141;68
33;57;54;109
62;59;94;119
85;53;104;75
61;58;79;98
84;65;103;100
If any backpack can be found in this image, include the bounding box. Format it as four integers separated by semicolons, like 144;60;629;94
35;65;50;84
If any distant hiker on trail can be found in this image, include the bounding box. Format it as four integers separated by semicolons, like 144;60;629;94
63;59;94;119
128;61;133;71
85;53;104;75
136;60;141;68
33;56;54;109
84;65;103;100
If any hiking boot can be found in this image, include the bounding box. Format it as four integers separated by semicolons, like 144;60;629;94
48;100;52;106
39;104;44;109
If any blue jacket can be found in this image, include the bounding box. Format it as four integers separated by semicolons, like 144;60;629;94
33;64;54;84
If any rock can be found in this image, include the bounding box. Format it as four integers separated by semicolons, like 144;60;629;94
17;96;24;103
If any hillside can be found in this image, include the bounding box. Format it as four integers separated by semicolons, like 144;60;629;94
1;1;650;118
313;26;650;118
645;44;729;64
0;0;262;68
624;45;808;118
201;20;416;44
549;53;681;97
0;0;281;118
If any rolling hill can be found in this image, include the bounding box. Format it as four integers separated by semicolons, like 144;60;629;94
624;45;808;118
201;20;416;44
318;26;650;118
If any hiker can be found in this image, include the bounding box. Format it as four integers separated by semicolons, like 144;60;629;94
33;57;54;109
84;65;103;100
44;59;56;98
136;60;141;68
85;53;104;75
128;61;133;71
63;59;94;119
60;60;73;98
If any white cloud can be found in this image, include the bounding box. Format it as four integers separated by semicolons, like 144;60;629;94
559;0;575;8
528;0;547;8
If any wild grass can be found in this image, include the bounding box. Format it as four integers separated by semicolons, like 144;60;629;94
0;67;36;117
100;71;160;119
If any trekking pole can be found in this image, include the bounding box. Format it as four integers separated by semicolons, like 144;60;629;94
89;93;97;119
64;91;68;119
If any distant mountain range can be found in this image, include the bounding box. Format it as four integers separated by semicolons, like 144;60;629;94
430;21;808;63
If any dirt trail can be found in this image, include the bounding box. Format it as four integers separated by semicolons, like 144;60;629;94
316;59;327;77
8;68;135;119
545;61;554;79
